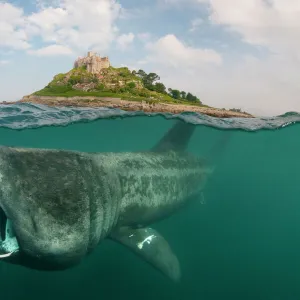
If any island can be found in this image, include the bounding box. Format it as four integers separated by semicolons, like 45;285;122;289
9;52;253;118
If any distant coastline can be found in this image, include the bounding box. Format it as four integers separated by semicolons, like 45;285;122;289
9;95;253;118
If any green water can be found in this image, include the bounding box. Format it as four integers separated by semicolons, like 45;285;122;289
1;115;300;300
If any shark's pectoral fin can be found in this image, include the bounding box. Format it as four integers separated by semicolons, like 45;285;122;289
110;227;181;282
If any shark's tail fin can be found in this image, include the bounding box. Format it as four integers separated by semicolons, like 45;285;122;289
152;120;195;153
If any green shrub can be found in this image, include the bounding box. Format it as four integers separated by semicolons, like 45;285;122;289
68;75;83;85
138;91;150;97
53;73;65;82
127;82;136;89
91;77;99;84
130;89;138;95
96;83;105;91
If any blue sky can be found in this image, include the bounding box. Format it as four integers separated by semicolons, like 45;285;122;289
1;0;300;116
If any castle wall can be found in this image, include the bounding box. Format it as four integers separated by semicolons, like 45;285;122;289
74;52;110;74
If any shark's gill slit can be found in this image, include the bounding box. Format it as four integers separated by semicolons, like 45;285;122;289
0;207;7;241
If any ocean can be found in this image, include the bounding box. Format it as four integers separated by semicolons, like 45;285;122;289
1;103;300;300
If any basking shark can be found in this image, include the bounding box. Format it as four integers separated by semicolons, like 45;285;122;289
0;121;227;281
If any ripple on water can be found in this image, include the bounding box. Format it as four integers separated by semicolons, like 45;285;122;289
0;103;299;131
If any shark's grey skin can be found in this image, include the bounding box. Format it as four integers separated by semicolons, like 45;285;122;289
0;121;218;281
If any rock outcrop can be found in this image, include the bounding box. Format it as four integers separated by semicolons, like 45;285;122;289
17;96;253;118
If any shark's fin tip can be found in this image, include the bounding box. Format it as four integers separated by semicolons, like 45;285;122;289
110;226;181;282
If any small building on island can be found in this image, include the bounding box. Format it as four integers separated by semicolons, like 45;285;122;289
74;51;110;74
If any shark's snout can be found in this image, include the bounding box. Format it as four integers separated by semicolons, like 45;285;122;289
0;206;19;258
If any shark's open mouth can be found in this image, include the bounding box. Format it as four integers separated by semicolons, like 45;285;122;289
0;207;19;258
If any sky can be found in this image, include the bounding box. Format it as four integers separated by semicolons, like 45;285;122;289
1;0;300;116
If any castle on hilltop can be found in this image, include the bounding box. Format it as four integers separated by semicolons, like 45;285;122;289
74;51;110;74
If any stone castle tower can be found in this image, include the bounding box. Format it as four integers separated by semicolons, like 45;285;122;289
74;51;110;74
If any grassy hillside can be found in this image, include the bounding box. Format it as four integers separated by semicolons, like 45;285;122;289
33;66;203;106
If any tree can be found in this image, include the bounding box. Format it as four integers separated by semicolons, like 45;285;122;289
136;70;161;91
146;73;160;85
186;92;197;102
133;70;201;102
171;89;181;99
229;108;241;112
137;69;147;79
186;92;193;101
154;82;166;94
143;73;160;90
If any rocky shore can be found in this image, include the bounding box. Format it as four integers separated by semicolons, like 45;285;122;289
10;95;253;118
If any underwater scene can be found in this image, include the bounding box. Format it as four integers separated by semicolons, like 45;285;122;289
1;103;300;300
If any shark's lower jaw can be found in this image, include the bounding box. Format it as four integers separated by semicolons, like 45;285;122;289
0;207;19;258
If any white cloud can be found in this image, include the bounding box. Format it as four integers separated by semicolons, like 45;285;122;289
0;0;124;55
0;60;10;65
197;0;300;114
27;44;73;56
207;0;300;55
137;32;152;42
145;34;222;67
189;18;204;32
0;3;30;50
27;0;122;54
116;33;135;50
119;6;151;20
161;0;300;57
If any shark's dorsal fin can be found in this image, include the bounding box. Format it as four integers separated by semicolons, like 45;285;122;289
152;121;195;152
205;131;232;165
110;227;181;282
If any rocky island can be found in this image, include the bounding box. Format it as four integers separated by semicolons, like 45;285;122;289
12;52;252;118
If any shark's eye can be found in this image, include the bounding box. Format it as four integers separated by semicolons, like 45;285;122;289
0;207;7;241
